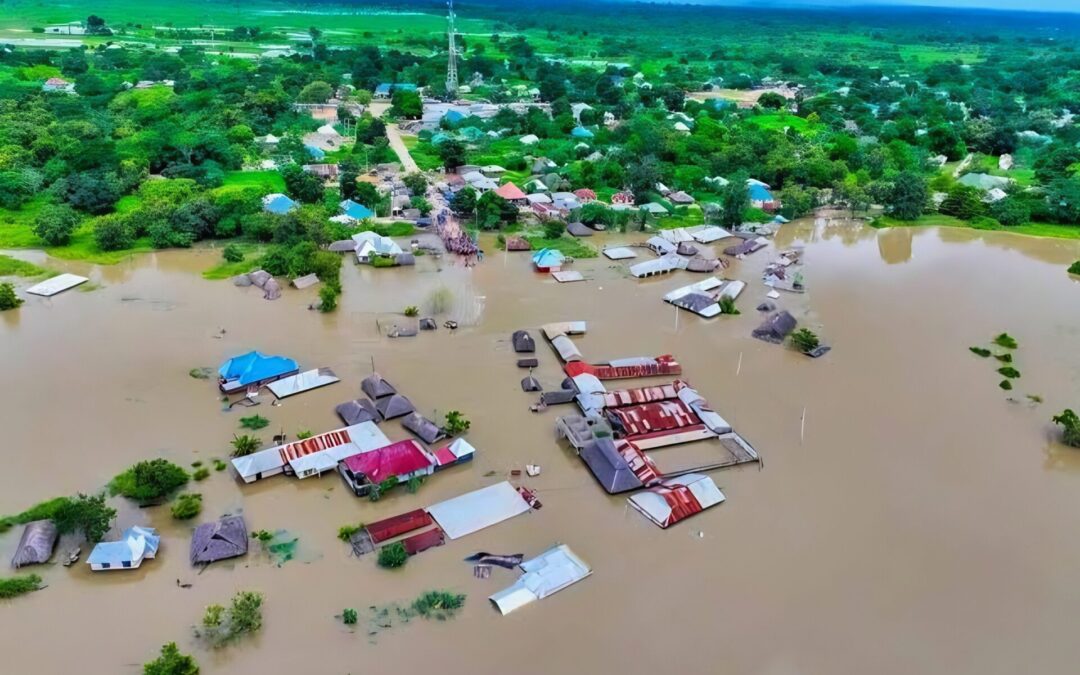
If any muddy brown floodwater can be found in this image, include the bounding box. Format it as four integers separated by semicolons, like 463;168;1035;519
2;216;1080;675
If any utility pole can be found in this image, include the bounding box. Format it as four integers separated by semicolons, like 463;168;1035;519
445;0;459;98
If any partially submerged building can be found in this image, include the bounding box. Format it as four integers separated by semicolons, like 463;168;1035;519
190;516;248;565
11;520;57;568
218;351;299;394
338;440;436;497
752;311;797;344
231;421;391;483
489;544;592;615
628;473;726;529
88;526;159;571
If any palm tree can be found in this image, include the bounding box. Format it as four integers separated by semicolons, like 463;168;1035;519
231;434;261;457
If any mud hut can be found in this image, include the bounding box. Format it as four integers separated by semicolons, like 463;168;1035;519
361;373;397;400
752;311;797;344
401;412;446;444
11;520;57;568
376;394;415;420
512;330;536;353
190;515;248;565
335;398;380;426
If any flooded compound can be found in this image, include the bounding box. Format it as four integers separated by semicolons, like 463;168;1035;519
2;216;1080;675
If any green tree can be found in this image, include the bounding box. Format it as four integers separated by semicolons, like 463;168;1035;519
444;410;470;435
0;282;22;311
1052;409;1080;448
282;165;325;204
410;196;432;215
543;221;565;239
231;434;261;457
377;542;408;568
402;173;428;195
790;328;820;354
222;244;244;263
437;139;467;170
389;90;422;119
111;459;189;502
318;284;339;313
886;171;928;220
990;197;1031;226
718;172;750;229
450;186;477;216
297;81;333;103
144;643;199;675
52;493;116;542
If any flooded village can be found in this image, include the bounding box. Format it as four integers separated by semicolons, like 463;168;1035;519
1;2;1080;673
3;213;1080;674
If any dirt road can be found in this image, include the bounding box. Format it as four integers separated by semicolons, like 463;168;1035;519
385;123;419;173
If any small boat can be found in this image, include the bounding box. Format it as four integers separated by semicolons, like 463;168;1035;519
62;547;81;567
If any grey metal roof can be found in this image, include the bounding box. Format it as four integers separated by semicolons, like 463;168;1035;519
579;438;644;494
401;412;445;444
335;398;380;426
376;394;415;420
512;330;536;353
361;373;397;400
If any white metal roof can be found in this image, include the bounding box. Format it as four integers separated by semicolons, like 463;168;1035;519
489;544;592;615
267;368;340;399
628;474;725;529
426;481;531;540
603;247;637;260
25;273;88;297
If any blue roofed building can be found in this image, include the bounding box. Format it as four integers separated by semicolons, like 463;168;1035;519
571;126;595;139
87;526;160;571
374;83;392;98
442;109;466;125
747;179;779;211
262;193;297;214
339;199;375;221
305;144;326;160
218;351;300;393
532;248;566;272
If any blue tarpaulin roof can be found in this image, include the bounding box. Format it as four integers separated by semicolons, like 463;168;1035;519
748;184;774;202
219;351;299;387
305;145;326;160
571;126;594;139
532;248;565;268
443;109;465;124
263;194;296;214
339;199;374;220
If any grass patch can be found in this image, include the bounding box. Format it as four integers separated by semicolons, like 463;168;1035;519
746;112;817;134
872;215;1080;240
522;234;597;258
0;254;50;278
202;244;265;280
221;170;286;194
0;574;42;599
0;497;71;533
371;221;415;237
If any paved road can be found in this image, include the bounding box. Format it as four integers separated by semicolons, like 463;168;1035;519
385;123;420;173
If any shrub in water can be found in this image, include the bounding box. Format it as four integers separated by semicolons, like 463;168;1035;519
997;366;1021;379
342;608;358;625
231;434;260;457
0;573;42;599
0;282;23;311
239;415;269;430
338;524;363;542
992;332;1018;349
222;244;244;264
111;459;190;502
193;468;210;481
377;542;408;569
999;380;1013;391
1052;409;1080;448
171;493;202;520
968;347;991;358
143;642;199;675
790;328;820;354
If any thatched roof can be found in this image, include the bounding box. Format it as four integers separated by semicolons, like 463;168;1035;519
512;330;536;353
376;394;415;420
335;398;380;426
361;373;397;400
190;515;248;565
11;520;57;568
401;412;445;444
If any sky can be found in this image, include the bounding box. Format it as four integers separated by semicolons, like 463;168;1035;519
688;0;1078;12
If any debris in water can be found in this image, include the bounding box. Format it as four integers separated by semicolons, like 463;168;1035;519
189;367;214;379
464;552;525;569
525;464;541;477
474;564;491;579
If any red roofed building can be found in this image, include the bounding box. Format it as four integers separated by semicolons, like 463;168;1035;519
611;191;635;205
494;181;527;203
338;440;435;497
573;188;597;202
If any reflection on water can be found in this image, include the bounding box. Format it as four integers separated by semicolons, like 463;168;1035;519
2;217;1080;675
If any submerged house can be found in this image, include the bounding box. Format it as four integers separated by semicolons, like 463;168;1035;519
335;398;380;426
11;520;58;568
433;438;476;470
747;180;778;211
231;421;391;483
578;437;655;493
628;473;725;529
353;231;404;263
512;330;536;353
218;351;299;394
376;394;415;420
489;544;592;615
401;412;446;444
88;526;160;571
338;440;436;496
752;311;797;344
361;373;397;400
532;248;566;272
190;516;248;565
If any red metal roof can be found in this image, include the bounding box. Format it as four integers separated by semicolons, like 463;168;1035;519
573;188;597;200
279;428;351;463
608;399;701;437
494;181;527;200
601;382;681;409
341;439;432;483
615;440;661;486
564;355;682;380
433;447;457;465
366;509;432;543
402;528;445;555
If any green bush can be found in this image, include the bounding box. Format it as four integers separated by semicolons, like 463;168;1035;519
968;347;991;357
51;493;116;542
1052;409;1080;448
411;590;466;619
213;459;228;472
337;523;363;541
992;333;1018;349
143;642;199;675
377;542;408;568
239;414;269;430
231;434;260;457
0;574;42;599
790;328;820;354
719;296;740;315
111;459;189;502
997;366;1021;379
193;468;210;481
318;284;339;312
171;493;202;520
342;608;358;625
403;305;419;317
370;255;395;268
197;591;264;647
222;244;245;263
0;282;23;311
999;380;1013;391
1068;261;1080;275
444;410;470;435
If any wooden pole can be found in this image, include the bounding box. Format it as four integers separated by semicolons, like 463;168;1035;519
800;406;806;445
736;351;743;377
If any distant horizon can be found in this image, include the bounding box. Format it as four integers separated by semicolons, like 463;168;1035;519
641;0;1079;14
